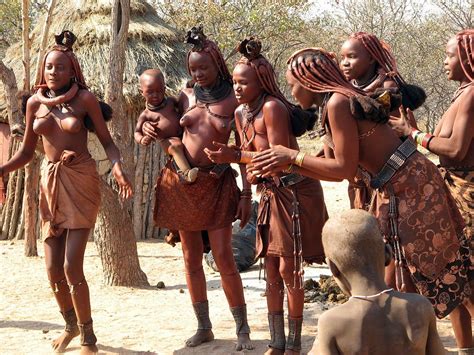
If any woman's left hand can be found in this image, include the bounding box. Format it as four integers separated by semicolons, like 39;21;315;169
112;162;133;199
389;107;414;137
249;145;298;177
204;141;239;164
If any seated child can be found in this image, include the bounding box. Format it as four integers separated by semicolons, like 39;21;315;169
135;69;198;183
310;209;445;355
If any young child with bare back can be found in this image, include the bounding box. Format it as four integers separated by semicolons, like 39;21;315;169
135;69;198;183
310;209;445;355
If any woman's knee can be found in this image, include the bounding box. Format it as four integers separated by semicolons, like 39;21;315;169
182;248;203;273
46;262;65;282
212;246;237;275
63;259;84;284
278;259;295;283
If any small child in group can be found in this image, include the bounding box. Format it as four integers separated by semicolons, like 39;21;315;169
134;69;198;183
310;209;445;355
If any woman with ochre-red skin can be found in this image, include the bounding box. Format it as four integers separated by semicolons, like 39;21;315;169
0;31;133;355
250;48;471;344
144;27;254;351
391;31;474;353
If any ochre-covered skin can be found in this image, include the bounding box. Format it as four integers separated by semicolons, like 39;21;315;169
390;32;474;349
251;47;472;351
0;32;133;355
149;32;253;351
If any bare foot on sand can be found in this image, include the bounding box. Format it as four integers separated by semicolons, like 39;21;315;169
51;328;80;353
79;344;98;354
185;329;214;347
236;333;254;350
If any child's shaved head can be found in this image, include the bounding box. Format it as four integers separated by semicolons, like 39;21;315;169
322;210;385;276
140;69;165;86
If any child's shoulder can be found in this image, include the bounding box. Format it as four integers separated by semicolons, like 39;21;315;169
319;302;355;329
392;290;433;313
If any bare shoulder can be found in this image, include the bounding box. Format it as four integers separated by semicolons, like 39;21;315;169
27;93;41;109
235;104;244;119
263;96;288;113
327;92;350;109
178;88;193;103
460;84;474;105
138;109;151;121
167;96;179;108
318;303;353;331
393;291;433;317
76;88;98;105
221;90;238;107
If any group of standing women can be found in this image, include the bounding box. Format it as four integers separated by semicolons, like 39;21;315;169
0;23;471;354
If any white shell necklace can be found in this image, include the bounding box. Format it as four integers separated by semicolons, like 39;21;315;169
350;288;394;300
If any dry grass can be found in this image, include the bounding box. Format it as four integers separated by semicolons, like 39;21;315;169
0;0;188;123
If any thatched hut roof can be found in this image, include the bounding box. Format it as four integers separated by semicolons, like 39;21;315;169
0;0;189;123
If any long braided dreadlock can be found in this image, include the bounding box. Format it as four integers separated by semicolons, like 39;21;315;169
456;29;474;81
349;32;426;110
27;30;111;132
287;48;400;124
237;38;316;137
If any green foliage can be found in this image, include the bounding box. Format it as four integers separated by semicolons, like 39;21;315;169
0;0;22;52
156;0;470;131
0;0;48;56
157;0;314;82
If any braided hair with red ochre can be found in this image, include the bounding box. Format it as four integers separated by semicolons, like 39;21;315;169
287;48;400;124
185;27;232;84
287;48;365;97
35;31;87;90
238;38;317;136
350;32;403;85
456;29;474;81
237;38;292;111
349;32;426;110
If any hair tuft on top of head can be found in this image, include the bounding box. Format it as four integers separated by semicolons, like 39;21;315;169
54;30;76;50
237;37;262;61
185;26;207;50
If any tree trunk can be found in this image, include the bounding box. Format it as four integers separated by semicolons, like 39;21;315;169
0;61;21;127
133;145;146;240
34;0;58;85
23;157;39;255
0;62;24;241
94;0;148;286
20;0;41;256
21;0;30;91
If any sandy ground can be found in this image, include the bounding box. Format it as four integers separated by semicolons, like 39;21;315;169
0;180;460;354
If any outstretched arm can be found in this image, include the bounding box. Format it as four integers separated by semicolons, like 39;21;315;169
251;95;359;181
1;95;40;175
82;91;132;199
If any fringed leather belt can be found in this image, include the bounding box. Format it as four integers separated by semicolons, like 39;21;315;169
370;139;417;189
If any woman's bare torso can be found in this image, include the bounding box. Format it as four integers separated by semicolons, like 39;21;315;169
327;94;401;175
179;88;238;167
237;96;298;152
32;91;90;162
435;91;474;168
